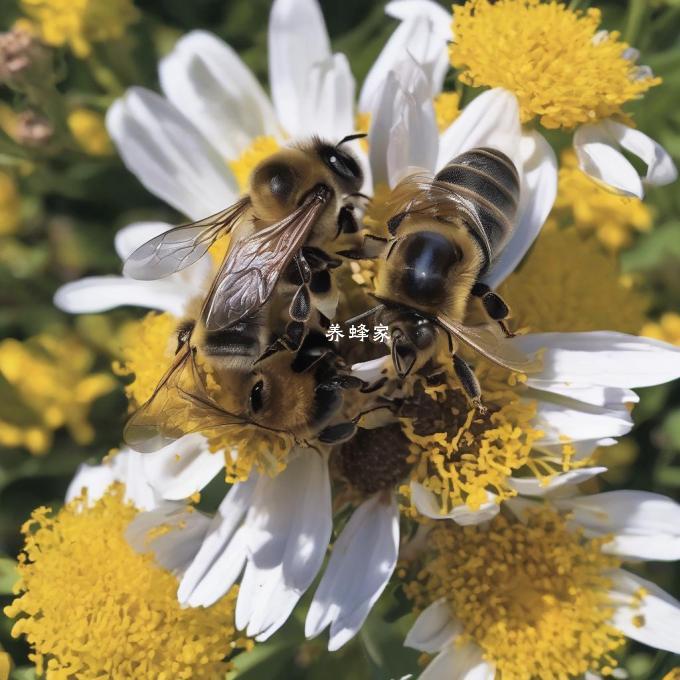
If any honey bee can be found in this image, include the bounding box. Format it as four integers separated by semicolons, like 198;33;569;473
123;135;366;351
123;310;366;453
344;147;541;409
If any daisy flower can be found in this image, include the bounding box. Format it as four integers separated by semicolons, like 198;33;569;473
403;487;680;679
5;449;251;680
391;0;677;199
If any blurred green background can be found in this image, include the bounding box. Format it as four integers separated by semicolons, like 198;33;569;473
0;0;679;677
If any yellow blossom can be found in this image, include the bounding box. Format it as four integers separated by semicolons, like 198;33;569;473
0;332;116;455
0;650;10;680
5;487;251;679
554;151;652;251
641;312;680;346
406;507;625;679
433;91;460;131
450;0;660;128
501;226;648;334
0;172;21;236
20;0;139;58
67;107;113;155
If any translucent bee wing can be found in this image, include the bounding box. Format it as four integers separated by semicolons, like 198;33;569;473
123;344;247;453
437;316;542;374
201;185;331;331
123;197;251;280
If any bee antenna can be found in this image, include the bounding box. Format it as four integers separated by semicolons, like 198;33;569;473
343;304;385;325
337;133;368;147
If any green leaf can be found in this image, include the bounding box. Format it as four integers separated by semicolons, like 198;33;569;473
0;557;18;594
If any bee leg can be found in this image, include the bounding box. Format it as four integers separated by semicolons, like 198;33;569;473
391;330;417;378
317;421;358;444
290;284;312;323
452;354;486;414
316;375;367;391
471;283;515;338
336;205;360;236
255;321;308;364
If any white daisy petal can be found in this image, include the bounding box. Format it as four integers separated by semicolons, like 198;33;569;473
160;30;278;158
106;88;238;219
574;120;677;197
142;434;224;500
525;382;638;408
411;481;500;525
484;129;557;288
437;88;522;172
114;221;172;260
126;503;211;573
573;122;643;198
556;491;680;561
610;569;680;654
513;332;680;389
66;463;117;504
404;598;461;653
245;450;331;588
54;277;187;315
268;0;331;137
509;467;608;497
177;477;256;605
368;70;399;187
305;494;399;651
360;3;451;113
306;53;356;140
419;641;496;680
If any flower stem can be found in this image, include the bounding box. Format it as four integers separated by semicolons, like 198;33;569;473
624;0;647;45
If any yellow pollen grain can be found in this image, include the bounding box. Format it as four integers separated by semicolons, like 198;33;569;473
114;312;177;407
228;136;279;192
433;92;460;131
355;112;371;152
450;0;660;129
406;507;625;679
555;150;652;252
67;108;113;156
20;0;139;58
401;371;557;514
5;487;251;679
500;226;648;334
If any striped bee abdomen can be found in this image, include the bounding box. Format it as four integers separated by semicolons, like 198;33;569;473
434;147;520;270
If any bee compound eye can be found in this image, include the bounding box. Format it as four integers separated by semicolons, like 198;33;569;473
249;379;265;414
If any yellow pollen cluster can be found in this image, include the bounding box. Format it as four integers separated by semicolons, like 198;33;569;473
0;171;21;236
228;135;280;191
400;371;557;514
450;0;660;129
115;312;177;406
641;312;680;347
554;151;652;251
5;487;251;679
20;0;139;58
406;507;625;679
67;107;113;156
433;91;460;132
0;332;116;454
500;226;648;334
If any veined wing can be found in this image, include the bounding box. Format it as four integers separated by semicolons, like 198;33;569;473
201;185;331;331
123;197;251;280
437;316;542;374
123;344;247;453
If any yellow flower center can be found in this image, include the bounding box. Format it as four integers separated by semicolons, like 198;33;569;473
450;0;660;129
227;135;279;192
5;487;250;679
554;150;653;252
0;332;116;455
116;312;293;482
433;91;461;131
20;0;139;58
67;108;113;156
641;312;680;346
399;371;569;514
501;226;648;334
406;507;625;679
